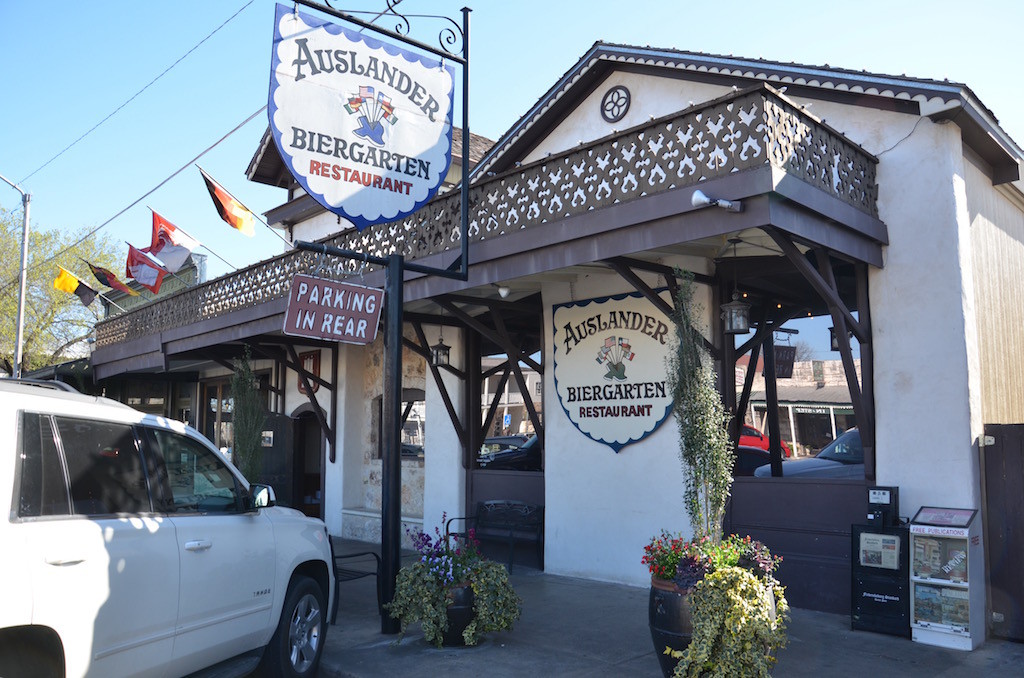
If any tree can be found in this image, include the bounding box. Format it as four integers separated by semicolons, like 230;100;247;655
230;347;266;481
667;271;734;544
793;340;814;362
0;204;122;375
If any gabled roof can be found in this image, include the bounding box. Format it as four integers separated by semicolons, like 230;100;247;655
474;42;1022;184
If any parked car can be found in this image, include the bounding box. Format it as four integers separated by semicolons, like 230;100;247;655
0;379;334;678
477;435;542;471
753;428;863;478
479;435;530;457
732;446;771;476
739;424;792;457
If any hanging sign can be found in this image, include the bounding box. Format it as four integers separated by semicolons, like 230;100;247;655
269;4;455;230
284;274;383;345
553;291;675;452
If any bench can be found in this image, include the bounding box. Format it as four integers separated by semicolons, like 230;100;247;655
330;548;382;625
448;500;544;572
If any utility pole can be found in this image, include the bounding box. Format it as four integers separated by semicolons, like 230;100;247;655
0;173;30;378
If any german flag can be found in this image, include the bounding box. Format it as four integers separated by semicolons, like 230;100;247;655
54;266;97;306
199;167;255;237
86;261;138;296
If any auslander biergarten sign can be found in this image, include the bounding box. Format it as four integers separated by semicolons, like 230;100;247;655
553;291;675;452
269;3;455;230
284;274;383;345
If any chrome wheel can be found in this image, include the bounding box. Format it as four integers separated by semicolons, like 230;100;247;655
287;591;323;674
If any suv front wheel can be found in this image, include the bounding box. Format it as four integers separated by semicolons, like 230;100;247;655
257;576;326;678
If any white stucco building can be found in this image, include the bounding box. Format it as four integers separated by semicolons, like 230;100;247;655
92;43;1024;638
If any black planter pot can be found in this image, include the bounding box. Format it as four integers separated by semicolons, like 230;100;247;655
648;579;693;677
441;585;475;647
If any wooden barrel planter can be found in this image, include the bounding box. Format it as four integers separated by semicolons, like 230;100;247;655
441;585;475;647
648;577;693;677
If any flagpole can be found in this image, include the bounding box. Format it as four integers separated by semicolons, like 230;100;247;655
196;164;294;249
146;206;239;271
97;291;127;313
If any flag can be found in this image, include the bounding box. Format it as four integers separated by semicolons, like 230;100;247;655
87;261;138;296
54;266;97;306
126;244;169;294
199;167;255;237
145;210;200;273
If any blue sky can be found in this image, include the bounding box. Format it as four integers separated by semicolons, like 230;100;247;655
2;0;1021;357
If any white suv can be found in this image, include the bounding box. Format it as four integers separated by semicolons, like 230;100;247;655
0;379;334;678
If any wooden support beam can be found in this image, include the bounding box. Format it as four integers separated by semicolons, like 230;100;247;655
763;227;867;343
286;344;334;449
411;321;467;448
491;307;543;438
604;258;721;360
438;299;542;373
480;365;511;442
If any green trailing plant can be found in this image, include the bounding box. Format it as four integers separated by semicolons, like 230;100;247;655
667;271;734;543
230;347;266;481
671;566;789;678
646;270;789;676
386;518;522;647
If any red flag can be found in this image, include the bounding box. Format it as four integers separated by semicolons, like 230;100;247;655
199;167;255;237
145;211;200;273
87;261;139;296
126;244;169;294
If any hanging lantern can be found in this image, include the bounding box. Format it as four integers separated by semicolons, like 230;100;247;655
721;292;751;334
432;311;451;367
720;238;750;334
431;337;450;366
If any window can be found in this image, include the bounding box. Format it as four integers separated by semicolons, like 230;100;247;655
55;417;150;515
17;412;70;517
147;428;243;513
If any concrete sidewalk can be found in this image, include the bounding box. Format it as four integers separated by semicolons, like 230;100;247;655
319;559;1024;677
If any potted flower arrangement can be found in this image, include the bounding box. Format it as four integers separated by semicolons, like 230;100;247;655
644;272;789;677
385;517;522;647
644;532;788;676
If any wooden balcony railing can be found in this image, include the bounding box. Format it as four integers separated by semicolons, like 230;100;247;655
94;84;877;349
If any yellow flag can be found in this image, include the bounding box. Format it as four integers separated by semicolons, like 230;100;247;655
54;266;79;294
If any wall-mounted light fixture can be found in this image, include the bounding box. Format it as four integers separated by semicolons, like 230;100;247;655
720;238;750;334
691;189;743;213
492;283;510;299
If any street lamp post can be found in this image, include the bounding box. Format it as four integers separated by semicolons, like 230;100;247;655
0;172;31;379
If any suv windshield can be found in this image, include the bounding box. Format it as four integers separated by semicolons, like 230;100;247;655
816;428;863;464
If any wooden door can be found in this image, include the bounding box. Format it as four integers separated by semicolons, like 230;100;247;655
983;424;1024;641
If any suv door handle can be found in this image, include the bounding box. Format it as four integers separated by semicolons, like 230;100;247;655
45;556;85;566
184;539;212;552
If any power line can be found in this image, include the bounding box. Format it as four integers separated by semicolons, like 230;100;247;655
0;105;267;296
17;0;257;185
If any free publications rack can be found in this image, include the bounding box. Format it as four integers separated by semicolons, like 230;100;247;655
909;507;983;650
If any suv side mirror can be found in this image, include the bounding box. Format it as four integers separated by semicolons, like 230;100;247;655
247;484;276;511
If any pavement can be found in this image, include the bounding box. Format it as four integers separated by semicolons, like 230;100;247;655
320;541;1024;677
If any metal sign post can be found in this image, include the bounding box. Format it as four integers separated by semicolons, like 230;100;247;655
290;0;470;635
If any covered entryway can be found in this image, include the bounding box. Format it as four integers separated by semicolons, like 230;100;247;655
293;407;326;518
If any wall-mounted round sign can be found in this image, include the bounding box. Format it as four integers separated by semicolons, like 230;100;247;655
553;291;674;452
269;4;455;231
600;85;631;123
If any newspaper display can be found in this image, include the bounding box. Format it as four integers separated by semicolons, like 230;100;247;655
914;584;944;624
941;587;970;629
912;536;943;578
859;532;900;570
913;536;968;582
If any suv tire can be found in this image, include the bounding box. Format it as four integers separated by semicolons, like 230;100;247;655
257;576;326;678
